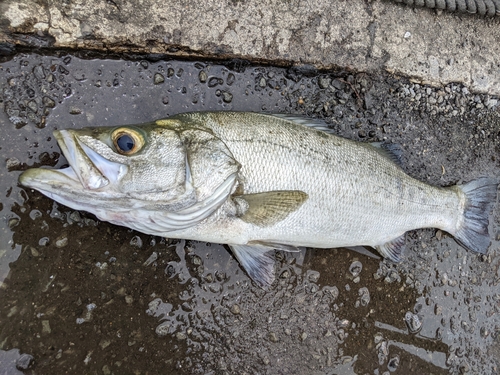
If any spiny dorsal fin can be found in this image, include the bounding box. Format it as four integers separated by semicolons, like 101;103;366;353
228;244;276;288
234;190;308;227
375;234;406;262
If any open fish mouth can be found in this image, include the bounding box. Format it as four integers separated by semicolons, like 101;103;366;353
19;130;126;194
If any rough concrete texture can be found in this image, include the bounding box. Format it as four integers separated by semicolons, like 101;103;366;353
1;0;499;95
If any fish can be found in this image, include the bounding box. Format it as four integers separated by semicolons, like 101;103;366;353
19;111;498;287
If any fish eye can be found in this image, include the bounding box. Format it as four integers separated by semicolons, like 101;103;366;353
112;129;144;155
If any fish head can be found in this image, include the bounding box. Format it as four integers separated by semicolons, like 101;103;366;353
19;122;193;221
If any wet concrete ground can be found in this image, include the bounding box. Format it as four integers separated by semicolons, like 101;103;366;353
0;53;499;374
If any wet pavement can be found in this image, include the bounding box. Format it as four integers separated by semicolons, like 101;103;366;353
0;53;499;374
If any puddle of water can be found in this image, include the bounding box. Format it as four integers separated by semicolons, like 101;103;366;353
0;53;499;374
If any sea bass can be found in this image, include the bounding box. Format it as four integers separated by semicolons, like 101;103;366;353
19;112;498;286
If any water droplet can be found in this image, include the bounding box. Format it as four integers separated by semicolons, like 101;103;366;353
215;270;226;282
140;61;148;69
387;354;400;372
29;209;42;220
67;211;82;224
208;77;221;88
33;65;46;80
39;237;49;246
162;96;169;105
436;327;443;339
280;270;290;279
192;255;203;266
165;262;177;278
349;260;362;277
155;321;172;337
130;235;143;248
59;65;69;75
358;287;370;306
27;100;38;113
306;270;320;283
405;311;422;333
176;331;187;340
227;73;235;86
167;68;175;78
8;217;20;229
322;285;339;300
222;91;233;103
480;326;489;338
338;319;350;328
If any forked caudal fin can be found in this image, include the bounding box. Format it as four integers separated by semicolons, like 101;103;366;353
454;177;498;254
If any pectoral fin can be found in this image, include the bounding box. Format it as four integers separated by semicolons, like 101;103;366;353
228;244;276;288
375;234;406;262
234;190;308;227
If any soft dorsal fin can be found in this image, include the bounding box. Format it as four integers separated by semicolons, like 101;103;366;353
368;142;404;167
234;190;308;227
375;234;406;262
270;113;336;134
271;114;404;167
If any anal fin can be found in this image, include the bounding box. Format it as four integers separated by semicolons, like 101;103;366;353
375;234;406;262
228;244;276;288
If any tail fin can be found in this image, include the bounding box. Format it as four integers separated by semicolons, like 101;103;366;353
454;177;498;254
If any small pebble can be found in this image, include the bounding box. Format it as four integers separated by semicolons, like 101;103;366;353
16;354;34;370
69;107;82;115
230;304;241;315
55;236;68;248
154;73;165;84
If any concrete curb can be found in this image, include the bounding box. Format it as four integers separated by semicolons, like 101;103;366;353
1;0;499;95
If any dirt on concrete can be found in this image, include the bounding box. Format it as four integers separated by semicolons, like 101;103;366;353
0;53;499;375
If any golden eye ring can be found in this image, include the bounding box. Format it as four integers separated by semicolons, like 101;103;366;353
112;129;144;155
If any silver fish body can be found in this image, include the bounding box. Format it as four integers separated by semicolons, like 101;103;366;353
19;112;498;286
